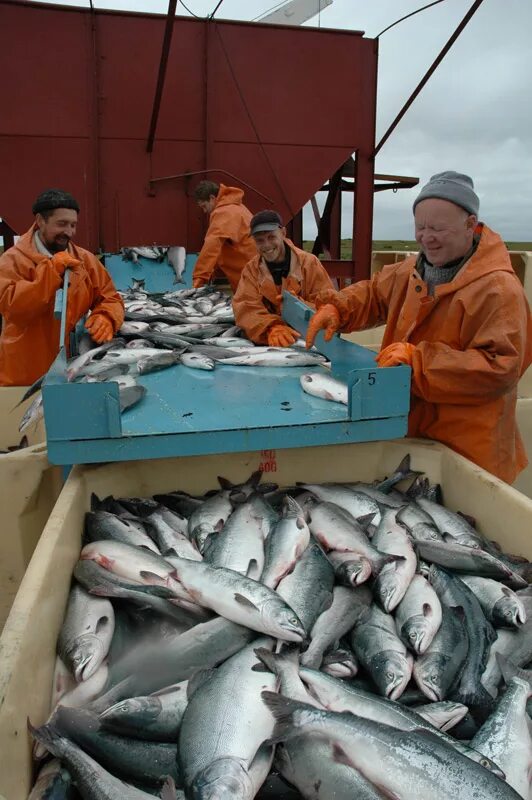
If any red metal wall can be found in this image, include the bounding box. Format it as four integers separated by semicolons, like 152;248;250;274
0;1;377;255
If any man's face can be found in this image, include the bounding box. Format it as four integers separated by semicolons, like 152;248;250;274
36;208;78;253
414;198;476;267
253;226;286;263
198;196;217;215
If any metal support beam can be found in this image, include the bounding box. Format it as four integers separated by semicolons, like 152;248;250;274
312;164;343;257
375;0;486;156
146;0;177;154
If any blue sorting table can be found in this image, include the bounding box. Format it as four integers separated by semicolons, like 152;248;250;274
42;255;410;466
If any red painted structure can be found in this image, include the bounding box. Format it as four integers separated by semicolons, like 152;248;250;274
1;1;378;278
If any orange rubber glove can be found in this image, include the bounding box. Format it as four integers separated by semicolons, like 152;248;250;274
376;342;416;368
86;314;115;344
305;304;341;349
267;323;299;348
193;277;208;289
51;251;81;275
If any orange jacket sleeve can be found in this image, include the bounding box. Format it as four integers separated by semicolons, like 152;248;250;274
0;254;63;323
316;264;397;330
87;255;125;332
192;212;230;286
302;255;336;307
410;272;529;406
232;264;281;344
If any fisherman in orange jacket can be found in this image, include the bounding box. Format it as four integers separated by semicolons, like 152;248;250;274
0;188;124;386
306;171;532;483
233;210;335;346
192;181;257;292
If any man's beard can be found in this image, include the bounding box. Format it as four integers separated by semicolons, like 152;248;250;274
48;237;70;254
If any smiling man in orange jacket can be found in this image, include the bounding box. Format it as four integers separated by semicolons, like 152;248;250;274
0;188;124;386
233;210;335;347
192;180;258;292
306;171;532;483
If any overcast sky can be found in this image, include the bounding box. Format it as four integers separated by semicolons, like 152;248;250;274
31;0;532;241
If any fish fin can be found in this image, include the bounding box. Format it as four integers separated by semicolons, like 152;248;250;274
217;476;234;490
139;570;168;586
187;668;216;699
234;593;259;610
246;469;263;488
161;776;178;800
422;603;433;618
253;647;278;674
27;719;63;758
356;512;377;531
283;496;304;516
331;742;357;769
90;493;103;511
214;518;225;532
95;615;111;633
261;691;313;744
245;559;259;578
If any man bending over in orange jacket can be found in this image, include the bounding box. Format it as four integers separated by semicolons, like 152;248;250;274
306;171;532;483
0;188;124;386
233;210;334;347
192;181;257;292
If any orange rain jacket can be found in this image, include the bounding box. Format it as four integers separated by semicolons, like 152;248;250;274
192;185;258;292
316;225;532;483
233;239;335;344
0;226;125;386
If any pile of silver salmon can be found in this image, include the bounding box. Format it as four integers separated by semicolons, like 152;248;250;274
29;458;532;799
18;286;329;434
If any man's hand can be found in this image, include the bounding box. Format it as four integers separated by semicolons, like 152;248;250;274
305;304;341;349
86;314;114;344
51;251;81;275
267;323;299;348
376;342;416;368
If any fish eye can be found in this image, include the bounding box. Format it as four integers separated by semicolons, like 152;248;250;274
480;758;491;768
409;631;417;640
289;617;299;625
386;671;394;680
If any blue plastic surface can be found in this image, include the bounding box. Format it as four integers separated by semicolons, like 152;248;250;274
41;270;411;466
104;252;196;292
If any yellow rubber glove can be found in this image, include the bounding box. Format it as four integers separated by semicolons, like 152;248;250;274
267;323;299;348
305;304;341;349
376;342;416;368
51;251;81;275
86;314;114;344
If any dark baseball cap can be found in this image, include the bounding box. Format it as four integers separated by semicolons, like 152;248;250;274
250;209;284;236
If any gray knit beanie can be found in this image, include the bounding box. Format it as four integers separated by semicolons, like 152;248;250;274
413;171;479;216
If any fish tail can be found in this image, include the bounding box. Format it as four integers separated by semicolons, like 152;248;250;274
261;691;314;744
254;644;299;674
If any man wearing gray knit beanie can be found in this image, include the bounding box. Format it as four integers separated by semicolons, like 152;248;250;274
307;170;532;484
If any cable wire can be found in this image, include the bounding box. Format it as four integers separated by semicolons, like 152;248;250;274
377;0;447;38
178;0;201;18
209;0;225;18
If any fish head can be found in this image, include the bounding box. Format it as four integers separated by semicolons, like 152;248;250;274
68;635;105;682
401;615;432;655
99;696;161;727
492;593;526;629
373;569;403;613
190;757;253;800
191;524;216;553
338;557;372;586
370;650;412;701
263;601;306;643
412;653;447;702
